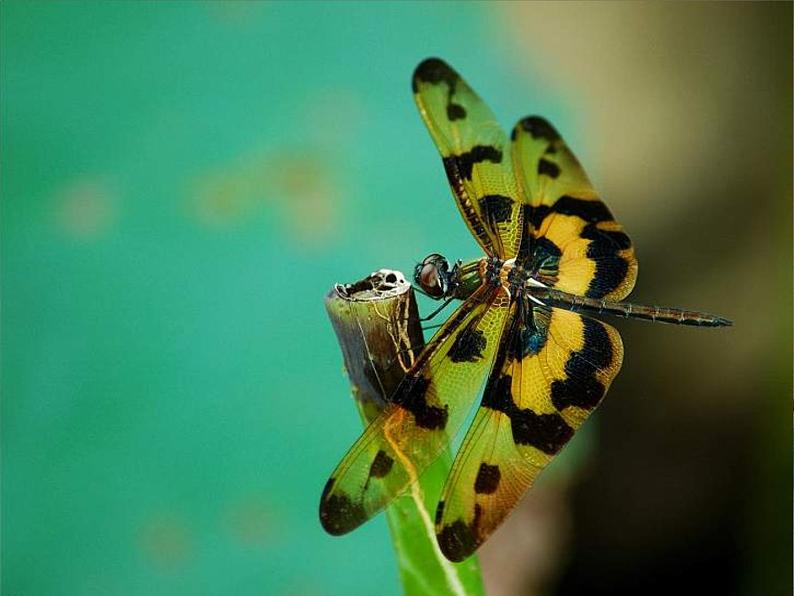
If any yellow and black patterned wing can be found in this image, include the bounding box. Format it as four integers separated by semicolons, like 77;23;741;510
320;286;510;535
413;58;522;259
435;298;623;561
512;117;637;300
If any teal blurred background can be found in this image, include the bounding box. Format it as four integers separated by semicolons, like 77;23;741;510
2;3;790;595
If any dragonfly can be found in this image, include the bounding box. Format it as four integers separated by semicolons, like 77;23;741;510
320;57;731;562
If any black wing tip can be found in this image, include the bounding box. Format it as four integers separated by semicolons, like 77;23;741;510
416;56;449;71
319;511;349;536
318;478;367;536
412;57;458;92
514;115;561;143
714;317;733;327
436;519;479;563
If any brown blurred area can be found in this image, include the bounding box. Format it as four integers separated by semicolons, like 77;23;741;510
478;4;792;595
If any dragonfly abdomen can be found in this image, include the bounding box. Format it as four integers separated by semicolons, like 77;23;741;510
532;287;732;327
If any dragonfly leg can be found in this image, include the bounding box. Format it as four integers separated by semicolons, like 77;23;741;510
419;297;455;322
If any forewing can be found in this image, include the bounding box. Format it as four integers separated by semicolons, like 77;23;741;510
413;58;522;259
320;286;510;536
512;116;637;300
435;300;623;561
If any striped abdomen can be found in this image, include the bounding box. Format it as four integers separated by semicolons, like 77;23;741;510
532;287;732;327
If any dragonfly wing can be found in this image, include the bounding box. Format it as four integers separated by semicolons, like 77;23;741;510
512;116;637;300
414;58;523;259
435;298;623;561
320;285;510;535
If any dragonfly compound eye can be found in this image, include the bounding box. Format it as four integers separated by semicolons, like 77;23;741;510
414;254;450;299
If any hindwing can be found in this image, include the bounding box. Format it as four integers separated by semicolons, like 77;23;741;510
512;117;638;300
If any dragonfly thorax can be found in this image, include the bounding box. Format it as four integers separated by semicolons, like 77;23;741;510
415;252;551;303
505;260;532;294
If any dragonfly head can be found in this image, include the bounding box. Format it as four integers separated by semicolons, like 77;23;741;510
414;253;455;300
